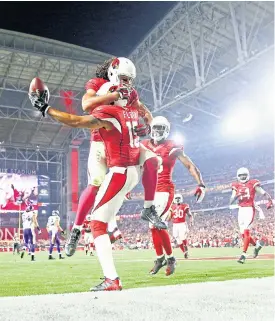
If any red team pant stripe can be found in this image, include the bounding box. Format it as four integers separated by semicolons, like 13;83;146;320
160;190;175;218
93;171;127;212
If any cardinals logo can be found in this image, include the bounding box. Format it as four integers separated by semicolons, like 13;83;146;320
111;58;120;69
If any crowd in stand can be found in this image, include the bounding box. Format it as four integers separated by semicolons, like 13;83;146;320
1;148;274;251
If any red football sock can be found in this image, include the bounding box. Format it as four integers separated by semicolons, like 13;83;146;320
250;237;256;246
74;185;99;225
243;229;250;253
179;243;185;253
151;228;163;257
142;157;158;207
158;229;173;256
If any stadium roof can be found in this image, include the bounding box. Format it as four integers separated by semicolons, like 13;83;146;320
0;1;274;154
130;1;274;148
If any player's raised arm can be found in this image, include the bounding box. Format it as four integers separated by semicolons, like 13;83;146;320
255;186;273;209
187;208;194;226
177;152;205;202
46;107;112;130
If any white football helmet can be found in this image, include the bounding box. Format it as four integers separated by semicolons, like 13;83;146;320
96;81;127;107
174;194;183;204
52;210;59;216
108;57;136;86
150;116;170;142
237;167;250;183
86;214;92;222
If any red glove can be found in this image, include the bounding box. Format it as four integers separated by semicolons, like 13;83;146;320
116;84;133;100
266;200;273;210
134;124;151;137
194;184;206;203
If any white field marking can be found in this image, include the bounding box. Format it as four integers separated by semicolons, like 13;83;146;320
0;277;274;321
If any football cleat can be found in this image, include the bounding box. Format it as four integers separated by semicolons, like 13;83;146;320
48;256;55;260
141;206;167;230
237;254;246;264
90;277;122;292
65;228;81;257
184;251;189;259
150;256;167;275
20;252;25;259
165;257;176;276
90;252;94;256
253;242;264;258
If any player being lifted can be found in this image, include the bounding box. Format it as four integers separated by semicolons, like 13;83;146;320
29;77;165;291
21;204;41;261
64;57;165;256
82;214;94;256
46;210;65;260
230;167;273;264
142;116;205;276
170;194;193;259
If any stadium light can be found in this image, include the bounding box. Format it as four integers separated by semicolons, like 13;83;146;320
222;107;258;138
171;132;185;145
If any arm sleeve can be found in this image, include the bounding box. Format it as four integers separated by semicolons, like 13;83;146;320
231;183;237;191
129;89;139;106
85;78;104;92
169;144;184;158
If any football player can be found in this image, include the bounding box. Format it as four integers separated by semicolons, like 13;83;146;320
64;57;163;256
170;194;193;259
230;167;273;264
12;233;20;255
142;116;205;276
21;204;41;261
46;210;65;260
29;80;165;291
82;214;94;256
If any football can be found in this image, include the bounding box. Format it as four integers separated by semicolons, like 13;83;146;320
29;77;47;94
29;77;50;103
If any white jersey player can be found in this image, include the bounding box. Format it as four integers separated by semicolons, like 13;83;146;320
46;210;65;260
21;205;40;261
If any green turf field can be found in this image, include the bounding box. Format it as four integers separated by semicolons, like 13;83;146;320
0;247;273;297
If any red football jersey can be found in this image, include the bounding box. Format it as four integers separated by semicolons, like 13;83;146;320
142;139;183;192
85;78;139;142
231;179;260;207
82;220;91;233
92;105;140;167
171;203;189;224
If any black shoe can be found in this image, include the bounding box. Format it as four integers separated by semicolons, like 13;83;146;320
65;228;81;257
59;256;65;260
166;257;176;276
90;252;94;256
141;206;167;230
184;251;189;259
237;254;246;264
21;252;25;259
149;256;167;275
49;256;55;260
253;241;264;258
